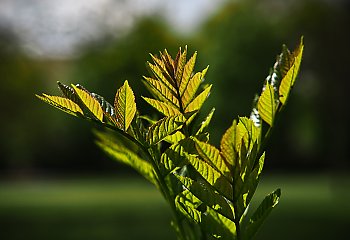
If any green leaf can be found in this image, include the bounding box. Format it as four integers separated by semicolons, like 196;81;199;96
147;59;177;93
147;115;185;145
243;188;281;240
196;107;215;135
96;133;156;186
193;138;231;181
220;120;237;167
142;97;181;117
258;82;278;126
236;117;261;151
234;152;265;220
187;154;232;200
36;94;83;117
57;81;80;103
182;66;209;109
175;189;202;223
91;92;119;126
176;175;234;221
279;38;304;105
72;85;104;122
143;76;179;108
160;139;191;173
185;84;212;113
175;46;187;87
201;208;236;240
179;51;197;96
164;131;186;144
114;80;137;131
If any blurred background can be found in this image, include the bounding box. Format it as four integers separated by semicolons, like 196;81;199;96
1;0;349;239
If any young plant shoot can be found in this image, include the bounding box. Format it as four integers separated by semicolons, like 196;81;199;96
37;38;304;240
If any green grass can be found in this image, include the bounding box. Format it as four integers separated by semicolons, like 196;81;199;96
0;174;349;240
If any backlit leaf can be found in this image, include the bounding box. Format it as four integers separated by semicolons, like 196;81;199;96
201;208;236;239
236;117;261;151
193;138;231;180
142;97;181;117
160;137;196;173
234;152;265;220
220;120;237;168
182;67;209;109
36;94;83;117
179;51;197;96
147;60;177;93
147;115;185;145
72;85;104;122
143;76;179;108
176;175;234;221
96;133;156;186
164;131;186;144
175;189;202;223
258;82;278;126
187;155;232;200
185;84;212;113
114;80;137;131
196;108;215;135
175;46;187;87
279;38;304;104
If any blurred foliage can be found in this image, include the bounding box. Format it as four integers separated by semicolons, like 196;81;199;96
1;0;350;174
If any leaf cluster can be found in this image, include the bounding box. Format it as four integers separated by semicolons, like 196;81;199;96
37;38;304;240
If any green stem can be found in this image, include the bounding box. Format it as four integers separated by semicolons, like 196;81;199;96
232;200;242;240
148;147;187;240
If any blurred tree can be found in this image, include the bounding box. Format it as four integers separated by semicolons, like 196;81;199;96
193;0;350;170
194;1;282;143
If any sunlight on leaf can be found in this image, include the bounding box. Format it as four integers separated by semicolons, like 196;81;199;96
185;84;212;113
36;94;83;117
258;82;278;126
147;115;185;145
279;38;304;104
143;97;181;117
114;80;137;131
72;85;104;122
